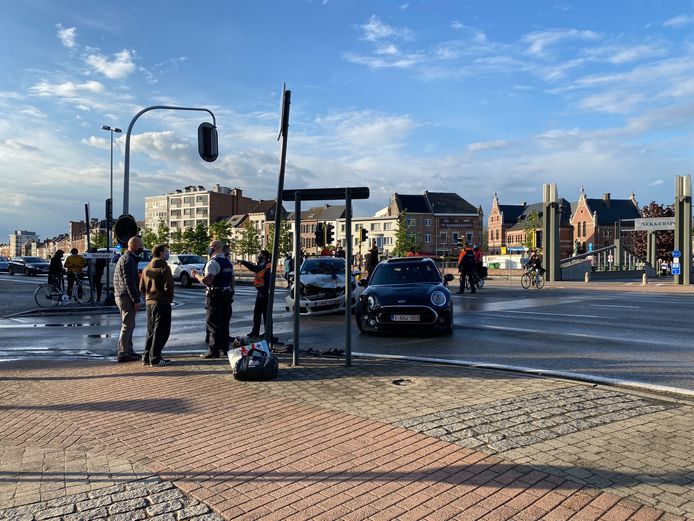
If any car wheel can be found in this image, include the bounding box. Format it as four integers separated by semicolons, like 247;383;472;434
8;267;14;275
180;272;192;287
443;316;454;335
24;267;30;276
355;301;366;333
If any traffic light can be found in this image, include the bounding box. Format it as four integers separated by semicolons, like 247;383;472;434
457;236;465;249
197;122;218;162
360;227;368;242
325;223;335;244
114;214;138;244
315;222;325;247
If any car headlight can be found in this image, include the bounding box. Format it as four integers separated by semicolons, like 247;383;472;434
431;291;447;307
367;295;377;311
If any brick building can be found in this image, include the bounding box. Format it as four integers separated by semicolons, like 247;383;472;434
503;200;575;257
288;204;346;255
570;190;640;253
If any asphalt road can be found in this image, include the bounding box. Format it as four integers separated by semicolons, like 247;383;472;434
0;273;692;392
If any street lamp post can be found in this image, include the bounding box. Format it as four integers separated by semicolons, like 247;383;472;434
101;125;121;304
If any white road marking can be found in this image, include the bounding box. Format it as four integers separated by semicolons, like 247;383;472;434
495;310;600;319
590;304;640;309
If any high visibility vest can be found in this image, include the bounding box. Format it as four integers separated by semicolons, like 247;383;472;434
254;266;268;288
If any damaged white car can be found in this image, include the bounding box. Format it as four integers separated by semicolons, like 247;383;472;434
285;256;361;315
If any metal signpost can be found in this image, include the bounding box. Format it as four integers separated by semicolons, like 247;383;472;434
281;187;369;367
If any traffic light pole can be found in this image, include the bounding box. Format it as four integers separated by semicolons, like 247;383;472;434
122;105;216;215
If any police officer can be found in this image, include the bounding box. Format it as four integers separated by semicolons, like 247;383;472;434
192;240;234;358
239;249;271;338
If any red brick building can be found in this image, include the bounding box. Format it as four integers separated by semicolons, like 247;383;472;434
570;190;640;253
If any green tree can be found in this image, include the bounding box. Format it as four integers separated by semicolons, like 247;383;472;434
155;219;170;245
523;211;540;251
393;211;417;256
140;227;157;249
266;218;292;258
190;222;210;255
89;229;107;249
209;220;231;245
170;228;185;253
237;221;261;259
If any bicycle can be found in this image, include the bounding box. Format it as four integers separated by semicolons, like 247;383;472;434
34;277;92;308
520;268;545;289
459;270;485;291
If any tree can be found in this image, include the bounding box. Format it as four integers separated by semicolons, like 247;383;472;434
140;227;157;249
393;211;417;257
523;211;540;251
267;218;292;258
155;219;170;245
237;221;261;259
170;228;185;253
625;201;674;260
89;229;107;250
181;223;210;256
209;220;231;245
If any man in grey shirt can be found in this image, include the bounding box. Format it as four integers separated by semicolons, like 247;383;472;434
113;236;143;363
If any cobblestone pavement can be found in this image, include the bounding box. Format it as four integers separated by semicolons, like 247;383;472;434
0;356;691;520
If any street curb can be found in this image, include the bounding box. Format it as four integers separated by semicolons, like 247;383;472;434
352;352;694;401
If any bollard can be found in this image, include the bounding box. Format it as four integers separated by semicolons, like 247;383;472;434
584;271;590;283
642;273;648;286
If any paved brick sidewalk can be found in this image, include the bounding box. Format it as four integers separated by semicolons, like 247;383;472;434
0;356;692;520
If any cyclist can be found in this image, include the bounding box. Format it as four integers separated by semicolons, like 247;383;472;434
457;244;477;294
526;250;545;285
64;248;86;299
48;250;65;291
473;245;484;281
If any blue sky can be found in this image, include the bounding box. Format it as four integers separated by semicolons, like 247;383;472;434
2;1;694;242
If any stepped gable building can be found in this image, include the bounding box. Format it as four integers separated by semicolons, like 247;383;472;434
570;190;640;253
502;199;575;257
488;194;526;254
389;191;483;257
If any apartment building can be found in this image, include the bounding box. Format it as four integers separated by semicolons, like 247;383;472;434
8;230;38;256
144;185;258;232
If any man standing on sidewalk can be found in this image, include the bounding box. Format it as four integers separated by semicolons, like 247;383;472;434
238;249;271;339
192;240;234;359
139;244;174;367
113;236;143;363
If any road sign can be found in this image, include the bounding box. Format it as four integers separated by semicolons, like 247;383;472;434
672;265;681;275
84;253;115;259
634;217;675;231
673;250;681;258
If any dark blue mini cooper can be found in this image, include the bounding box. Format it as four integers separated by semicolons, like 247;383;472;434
356;257;454;335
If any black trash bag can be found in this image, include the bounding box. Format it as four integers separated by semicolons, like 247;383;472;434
232;347;279;381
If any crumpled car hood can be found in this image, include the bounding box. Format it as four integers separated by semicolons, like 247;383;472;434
301;273;346;289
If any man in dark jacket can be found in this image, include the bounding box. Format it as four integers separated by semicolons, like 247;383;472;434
458;244;477;294
239;249;271;338
139;244;175;366
48;250;64;291
365;245;379;282
113;236;143;363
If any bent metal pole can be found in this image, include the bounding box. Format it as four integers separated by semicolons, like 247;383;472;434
122;106;216;215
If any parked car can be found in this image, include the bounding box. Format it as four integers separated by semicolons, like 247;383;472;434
8;256;51;276
285;256;361;315
0;256;9;272
356;256;454;334
167;254;206;287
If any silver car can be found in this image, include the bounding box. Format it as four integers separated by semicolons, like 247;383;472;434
285;256;361;315
167;254;206;287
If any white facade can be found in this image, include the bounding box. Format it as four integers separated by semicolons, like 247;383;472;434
335;216;398;256
9;230;38;256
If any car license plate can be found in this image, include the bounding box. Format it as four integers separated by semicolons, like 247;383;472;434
314;298;339;307
391;314;420;322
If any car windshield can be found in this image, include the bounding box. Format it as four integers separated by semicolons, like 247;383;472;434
24;257;44;264
301;258;345;275
177;255;205;264
370;262;442;285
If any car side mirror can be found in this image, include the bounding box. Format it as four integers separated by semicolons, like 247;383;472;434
444;273;454;282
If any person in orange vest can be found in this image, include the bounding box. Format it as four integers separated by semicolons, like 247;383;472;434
238;249;272;338
457;244;477;294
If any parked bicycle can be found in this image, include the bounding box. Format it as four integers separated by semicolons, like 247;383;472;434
34;277;92;308
459;269;485;291
520;268;545;289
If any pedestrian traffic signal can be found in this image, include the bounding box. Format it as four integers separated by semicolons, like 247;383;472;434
360;228;368;242
325;223;335;244
114;214;138;244
198;122;218;162
315;222;325;247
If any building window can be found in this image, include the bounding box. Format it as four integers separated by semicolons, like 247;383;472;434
195;195;208;205
341;224;345;233
466;232;473;244
383;222;392;231
452;232;459;244
439;233;447;244
424;218;432;226
183;196;194;204
424;234;432;244
407;218;416;227
582;222;587;237
384;237;393;245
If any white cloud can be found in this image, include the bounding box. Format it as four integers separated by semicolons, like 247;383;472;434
650;179;664;186
522;28;600;57
663;15;694;28
358;15;413;42
18;106;47;119
451;21;464;30
86;49;136;80
466;140;511;153
56;24;77;48
29;80;104;98
578;91;646;114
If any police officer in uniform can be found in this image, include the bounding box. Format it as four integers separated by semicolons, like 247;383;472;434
192;240;234;358
239;249;271;338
